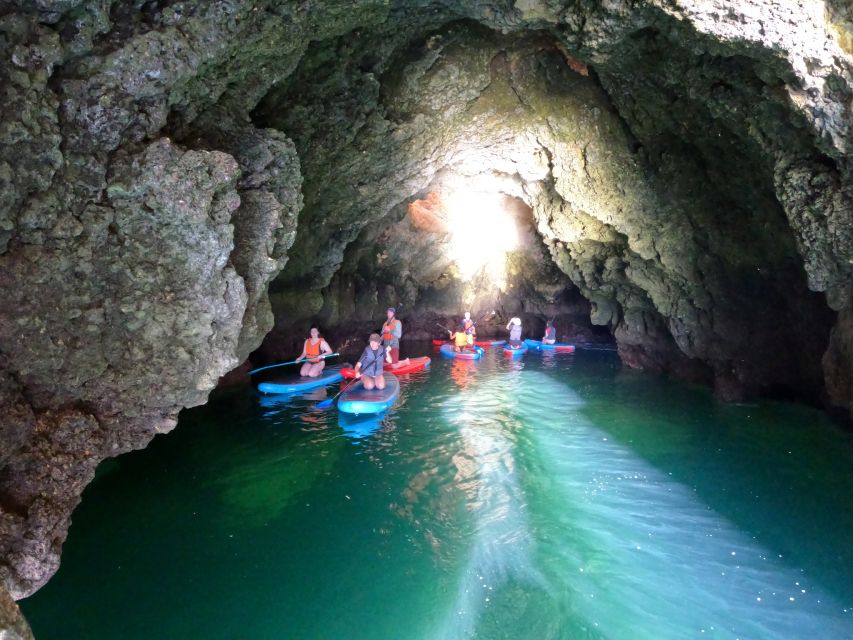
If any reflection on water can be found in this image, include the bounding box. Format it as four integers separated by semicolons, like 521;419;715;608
338;413;384;440
20;345;853;640
449;359;478;389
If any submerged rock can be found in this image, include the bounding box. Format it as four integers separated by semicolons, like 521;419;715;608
0;0;850;605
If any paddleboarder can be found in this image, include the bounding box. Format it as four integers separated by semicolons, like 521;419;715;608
296;327;334;377
354;333;392;390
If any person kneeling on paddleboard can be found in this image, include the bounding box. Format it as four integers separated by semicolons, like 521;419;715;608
355;333;392;390
296;326;333;377
506;317;523;348
542;321;557;345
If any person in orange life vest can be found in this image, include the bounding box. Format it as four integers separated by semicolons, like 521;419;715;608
542;320;557;345
296;326;333;377
354;333;391;390
382;307;408;368
462;311;476;347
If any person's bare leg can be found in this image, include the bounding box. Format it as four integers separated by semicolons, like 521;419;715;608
375;375;386;390
307;360;325;377
363;375;375;390
300;362;311;376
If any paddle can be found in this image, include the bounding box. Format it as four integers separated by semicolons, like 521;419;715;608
470;309;495;328
248;351;339;375
315;377;360;410
316;349;384;409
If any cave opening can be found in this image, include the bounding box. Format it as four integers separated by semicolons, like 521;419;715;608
249;17;838;408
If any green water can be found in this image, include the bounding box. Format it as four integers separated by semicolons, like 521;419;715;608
21;345;853;639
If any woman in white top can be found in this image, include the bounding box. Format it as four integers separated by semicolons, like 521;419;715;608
506;317;522;347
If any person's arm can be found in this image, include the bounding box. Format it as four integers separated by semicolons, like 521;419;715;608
385;347;392;363
506;322;511;330
393;321;402;341
354;348;367;377
320;339;332;355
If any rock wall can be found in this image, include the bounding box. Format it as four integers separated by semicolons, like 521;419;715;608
0;0;850;615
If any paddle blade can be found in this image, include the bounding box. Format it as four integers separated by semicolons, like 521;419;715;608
315;398;335;409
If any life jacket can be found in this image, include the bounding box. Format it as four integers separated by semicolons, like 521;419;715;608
454;331;468;347
545;326;556;339
382;318;400;341
305;338;322;363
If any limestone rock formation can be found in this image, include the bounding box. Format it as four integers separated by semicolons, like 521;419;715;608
0;0;850;617
0;584;32;640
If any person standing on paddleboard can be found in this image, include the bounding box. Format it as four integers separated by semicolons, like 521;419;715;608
506;317;523;347
296;327;334;377
462;311;476;348
382;307;409;368
354;333;392;390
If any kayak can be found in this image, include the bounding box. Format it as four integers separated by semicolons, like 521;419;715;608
432;339;447;346
338;374;400;415
341;357;431;378
474;340;505;347
503;343;528;357
439;344;485;360
257;365;346;394
524;339;576;352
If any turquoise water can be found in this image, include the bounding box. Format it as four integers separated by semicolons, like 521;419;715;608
21;345;853;639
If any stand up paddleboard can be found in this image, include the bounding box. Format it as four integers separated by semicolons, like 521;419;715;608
258;365;347;394
474;340;505;347
337;374;401;415
341;357;431;378
503;343;528;358
524;339;576;352
439;344;485;360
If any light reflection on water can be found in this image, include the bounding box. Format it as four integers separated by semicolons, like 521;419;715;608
20;344;853;640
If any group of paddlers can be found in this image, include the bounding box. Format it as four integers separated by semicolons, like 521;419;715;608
294;307;560;390
295;307;408;391
449;313;557;352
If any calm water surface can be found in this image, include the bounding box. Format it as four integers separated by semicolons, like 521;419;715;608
21;345;853;639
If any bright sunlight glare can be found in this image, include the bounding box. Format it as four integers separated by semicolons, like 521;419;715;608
445;189;519;287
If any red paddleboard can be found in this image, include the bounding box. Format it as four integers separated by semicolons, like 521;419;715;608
474;340;506;347
341;357;431;378
432;339;447;346
388;356;431;375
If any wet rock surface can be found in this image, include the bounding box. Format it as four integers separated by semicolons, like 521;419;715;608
0;0;850;613
0;583;32;640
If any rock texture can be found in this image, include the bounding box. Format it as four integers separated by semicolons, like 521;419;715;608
0;583;32;640
0;0;850;616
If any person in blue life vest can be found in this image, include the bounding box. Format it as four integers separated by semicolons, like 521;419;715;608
354;333;392;390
